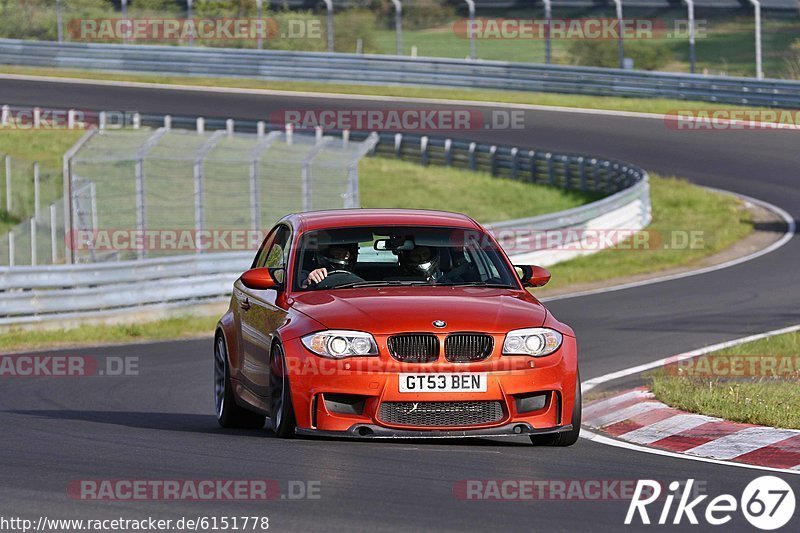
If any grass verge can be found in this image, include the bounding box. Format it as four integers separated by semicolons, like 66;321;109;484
359;157;599;222
535;175;754;293
648;331;800;429
0;315;219;352
0;64;780;118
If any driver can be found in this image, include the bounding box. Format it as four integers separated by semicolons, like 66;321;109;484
303;244;357;287
397;245;443;282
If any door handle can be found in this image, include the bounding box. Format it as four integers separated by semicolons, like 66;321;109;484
240;298;251;311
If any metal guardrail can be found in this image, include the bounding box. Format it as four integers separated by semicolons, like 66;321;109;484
1;39;800;108
0;113;650;326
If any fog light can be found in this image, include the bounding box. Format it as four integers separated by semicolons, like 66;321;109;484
514;392;549;414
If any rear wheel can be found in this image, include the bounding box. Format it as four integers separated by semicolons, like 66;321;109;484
214;333;266;429
530;371;581;447
269;342;296;438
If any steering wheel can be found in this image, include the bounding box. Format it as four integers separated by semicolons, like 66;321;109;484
312;270;365;289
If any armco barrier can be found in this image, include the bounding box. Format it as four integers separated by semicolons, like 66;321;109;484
0;114;650;326
1;39;799;108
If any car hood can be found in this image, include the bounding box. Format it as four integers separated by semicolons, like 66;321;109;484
290;287;546;334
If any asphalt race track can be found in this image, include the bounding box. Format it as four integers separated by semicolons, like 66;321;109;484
1;77;798;531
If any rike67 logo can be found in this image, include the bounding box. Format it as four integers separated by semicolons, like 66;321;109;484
626;477;795;530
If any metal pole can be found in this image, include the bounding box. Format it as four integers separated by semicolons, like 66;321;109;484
685;0;696;74
8;230;13;267
30;218;37;266
613;0;624;69
56;0;64;43
391;0;403;56
5;155;11;213
135;159;146;260
543;0;552;64
323;0;334;53
34;163;40;218
187;0;195;47
465;0;476;60
121;0;128;44
257;0;263;50
748;0;763;79
50;203;58;263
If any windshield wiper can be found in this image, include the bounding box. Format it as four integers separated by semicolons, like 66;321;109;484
436;281;515;288
333;280;432;289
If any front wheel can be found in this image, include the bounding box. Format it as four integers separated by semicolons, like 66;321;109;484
530;371;581;447
214;333;266;429
269;342;297;438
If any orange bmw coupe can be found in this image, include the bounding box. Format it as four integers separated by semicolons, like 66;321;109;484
214;209;580;445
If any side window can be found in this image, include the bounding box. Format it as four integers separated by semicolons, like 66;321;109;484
251;228;278;269
261;226;291;282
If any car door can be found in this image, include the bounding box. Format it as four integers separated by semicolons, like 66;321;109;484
236;224;291;399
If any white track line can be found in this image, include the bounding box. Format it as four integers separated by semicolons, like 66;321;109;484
542;190;795;302
582;323;800;394
620;413;720;445
581;323;800;474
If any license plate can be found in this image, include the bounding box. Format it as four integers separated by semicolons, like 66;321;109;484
399;373;487;393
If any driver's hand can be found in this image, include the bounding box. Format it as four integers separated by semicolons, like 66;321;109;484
307;268;328;285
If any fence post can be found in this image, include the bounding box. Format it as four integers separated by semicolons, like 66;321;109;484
257;121;265;138
528;150;537;183
489;145;497;176
197;117;205;134
578;157;587;191
98;111;106;130
30;218;37;266
510;147;518;180
8;230;14;267
563;155;572;189
34;163;40;218
315;126;323;143
285;123;293;145
33;107;41;128
164;115;172;129
50;203;58;263
249;160;260;232
468;142;477;170
342;129;350;149
226;119;234;136
420;136;429;166
5;155;11;213
394;133;403;158
193;159;203;253
444;139;452;166
1;105;8;126
135;159;146;260
132;112;141;129
546;153;555;186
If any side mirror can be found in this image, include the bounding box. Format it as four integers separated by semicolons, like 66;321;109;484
515;265;551;288
240;268;279;290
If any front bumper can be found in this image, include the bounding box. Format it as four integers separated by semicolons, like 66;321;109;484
284;334;578;435
296;423;573;439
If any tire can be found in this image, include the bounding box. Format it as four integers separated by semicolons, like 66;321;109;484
269;342;297;439
214;333;266;429
530;371;581;447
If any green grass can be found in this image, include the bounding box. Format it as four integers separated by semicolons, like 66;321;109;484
535;175;754;293
649;331;800;429
0;315;219;352
359;157;598;222
0;129;83;233
0;64;783;118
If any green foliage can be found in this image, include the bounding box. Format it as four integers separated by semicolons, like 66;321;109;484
783;39;800;80
567;40;673;71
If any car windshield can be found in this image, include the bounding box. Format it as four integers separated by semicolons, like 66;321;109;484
293;226;518;291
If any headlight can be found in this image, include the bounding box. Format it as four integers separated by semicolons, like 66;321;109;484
502;328;562;357
301;330;378;359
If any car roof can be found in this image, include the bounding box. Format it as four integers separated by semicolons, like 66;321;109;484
286;209;482;233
